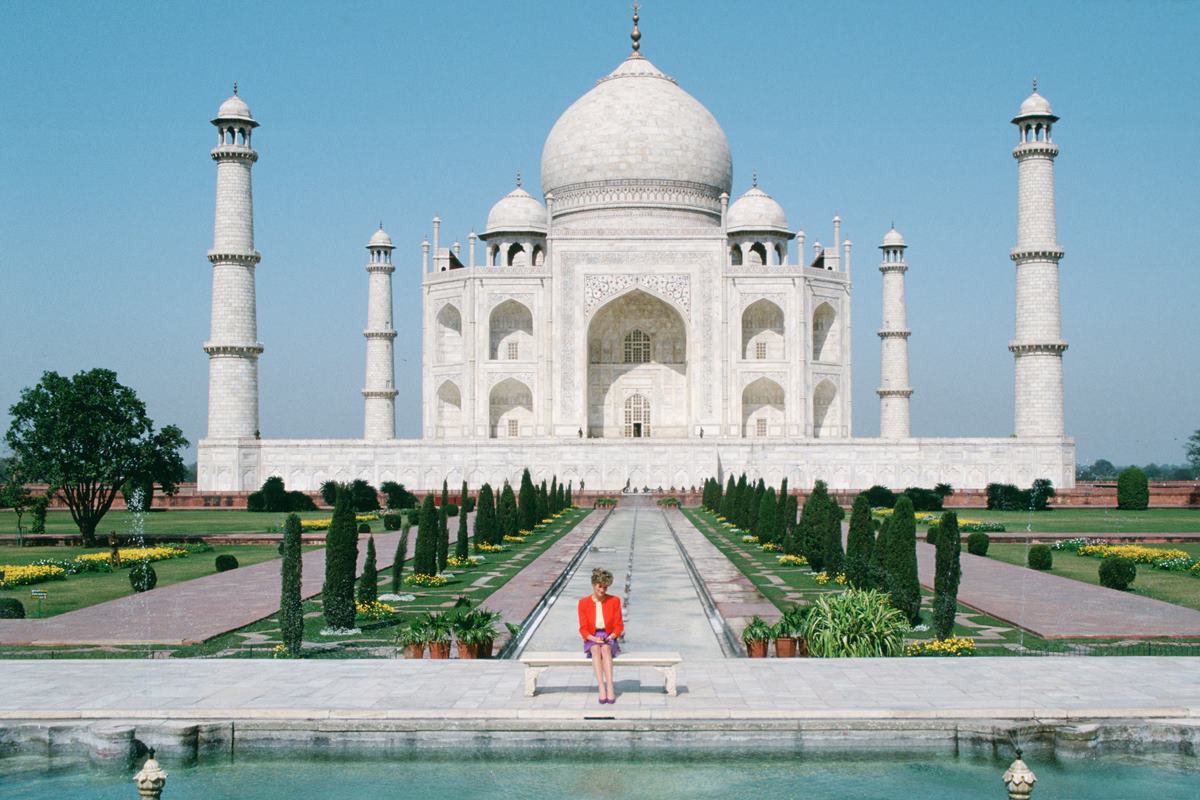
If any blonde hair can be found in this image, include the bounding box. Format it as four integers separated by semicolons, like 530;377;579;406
591;568;614;588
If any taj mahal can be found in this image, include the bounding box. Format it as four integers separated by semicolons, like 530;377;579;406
197;15;1074;493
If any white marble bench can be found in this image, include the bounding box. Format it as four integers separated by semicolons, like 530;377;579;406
519;651;682;697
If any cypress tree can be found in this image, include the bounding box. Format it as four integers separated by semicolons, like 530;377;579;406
518;468;537;531
721;475;736;518
782;494;798;550
933;511;962;639
775;478;789;543
756;487;777;542
748;478;765;533
538;479;549;523
734;474;749;528
322;487;358;629
474;483;494;551
566;480;573;508
391;522;410;592
886;495;922;624
357;535;379;604
823;498;846;574
845;493;875;589
456;480;470;559
799;481;829;571
279;513;304;657
499;483;518;538
549;477;559;513
437;505;449;572
413;494;438;575
869;515;891;591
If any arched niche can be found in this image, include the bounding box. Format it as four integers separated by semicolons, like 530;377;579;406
812;302;838;362
812;379;839;438
741;298;784;360
436;303;463;363
489;377;532;438
489;299;533;360
436;380;462;437
742;377;784;437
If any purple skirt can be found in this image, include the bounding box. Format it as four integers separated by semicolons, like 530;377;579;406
584;629;620;659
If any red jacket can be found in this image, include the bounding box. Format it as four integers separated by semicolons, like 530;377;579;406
578;594;624;641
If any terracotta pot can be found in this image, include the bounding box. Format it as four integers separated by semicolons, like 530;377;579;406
477;637;494;659
796;637;809;658
774;637;796;658
428;641;451;659
403;643;425;660
746;638;769;658
457;641;478;660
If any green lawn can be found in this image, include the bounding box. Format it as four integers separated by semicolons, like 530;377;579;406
987;542;1200;613
930;508;1200;533
0;509;335;537
0;544;303;617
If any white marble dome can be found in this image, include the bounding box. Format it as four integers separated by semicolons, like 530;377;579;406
1016;90;1053;119
485;185;547;234
368;227;394;248
882;227;906;247
216;93;254;121
727;185;788;233
540;56;732;198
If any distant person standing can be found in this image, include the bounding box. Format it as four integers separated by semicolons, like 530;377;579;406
578;568;623;704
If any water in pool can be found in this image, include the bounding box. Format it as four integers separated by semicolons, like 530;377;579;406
2;752;1197;799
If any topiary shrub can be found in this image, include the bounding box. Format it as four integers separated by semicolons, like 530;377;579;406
967;532;990;556
357;522;371;533
444;504;459;518
287;491;317;512
925;523;941;545
986;482;1025;511
383;513;403;531
1099;556;1137;590
0;598;26;619
463;496;476;513
129;561;157;592
864;485;897;509
1027;544;1053;571
215;554;239;572
1116;467;1149;510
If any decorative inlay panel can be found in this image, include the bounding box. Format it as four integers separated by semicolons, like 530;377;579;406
583;273;691;316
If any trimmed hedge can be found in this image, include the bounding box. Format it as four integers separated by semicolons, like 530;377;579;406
129;562;157;592
383;513;403;531
1099;556;1136;590
357;522;371;534
215;554;239;572
1027;544;1052;570
864;485;897;509
966;532;990;556
1116;467;1149;510
0;598;26;619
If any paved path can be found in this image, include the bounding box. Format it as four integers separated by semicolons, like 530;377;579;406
524;499;725;659
917;542;1200;639
0;657;1196;721
0;531;410;646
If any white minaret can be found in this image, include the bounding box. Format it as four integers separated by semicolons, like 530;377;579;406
1010;82;1067;437
363;225;398;440
877;227;913;438
204;84;263;439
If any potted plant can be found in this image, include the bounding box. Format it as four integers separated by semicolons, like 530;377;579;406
779;604;810;657
396;622;428;659
424;612;453;659
454;607;502;659
771;618;796;658
742;616;772;658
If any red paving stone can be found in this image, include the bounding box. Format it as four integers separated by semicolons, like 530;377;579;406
0;531;410;646
916;541;1200;639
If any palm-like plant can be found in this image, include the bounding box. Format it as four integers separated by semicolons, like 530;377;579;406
800;589;908;658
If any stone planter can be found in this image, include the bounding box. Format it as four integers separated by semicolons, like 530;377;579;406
774;637;796;658
428;641;451;659
403;643;426;659
746;638;769;658
477;637;494;659
457;641;478;659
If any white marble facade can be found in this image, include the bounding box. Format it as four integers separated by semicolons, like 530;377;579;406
198;42;1074;493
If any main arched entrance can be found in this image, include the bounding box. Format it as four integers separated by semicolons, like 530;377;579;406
586;289;687;438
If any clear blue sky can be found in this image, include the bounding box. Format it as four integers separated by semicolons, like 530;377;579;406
1;0;1197;467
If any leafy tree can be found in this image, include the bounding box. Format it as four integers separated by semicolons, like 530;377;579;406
0;474;32;546
498;483;518;538
518;469;537;532
413;494;438;575
456;480;470;559
932;512;962;639
474;483;495;551
755;487;777;543
322;487;359;629
1188;430;1200;472
349;479;380;512
391;522;410;593
5;369;187;546
864;484;896;509
933;483;954;499
845;494;874;589
29;495;49;534
1029;478;1056;511
259;476;290;512
279;514;304;656
884;495;921;624
902;486;943;511
380;480;418;509
1116;467;1149;510
798;481;830;572
357;535;379;605
319;481;339;507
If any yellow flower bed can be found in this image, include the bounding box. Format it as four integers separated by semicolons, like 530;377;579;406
355;600;397;620
502;535;526;543
300;513;380;532
906;637;976;657
741;535;760;544
518;529;534;537
813;571;848;586
76;546;187;565
0;563;67;588
446;555;480;568
477;543;506;553
1076;544;1189;564
777;554;807;567
403;573;448;588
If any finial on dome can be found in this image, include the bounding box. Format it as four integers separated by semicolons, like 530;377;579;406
516;170;522;188
379;220;384;230
233;81;238;95
630;2;642;56
1032;78;1038;93
752;171;758;188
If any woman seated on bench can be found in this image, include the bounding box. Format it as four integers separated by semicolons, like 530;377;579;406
578;568;624;705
